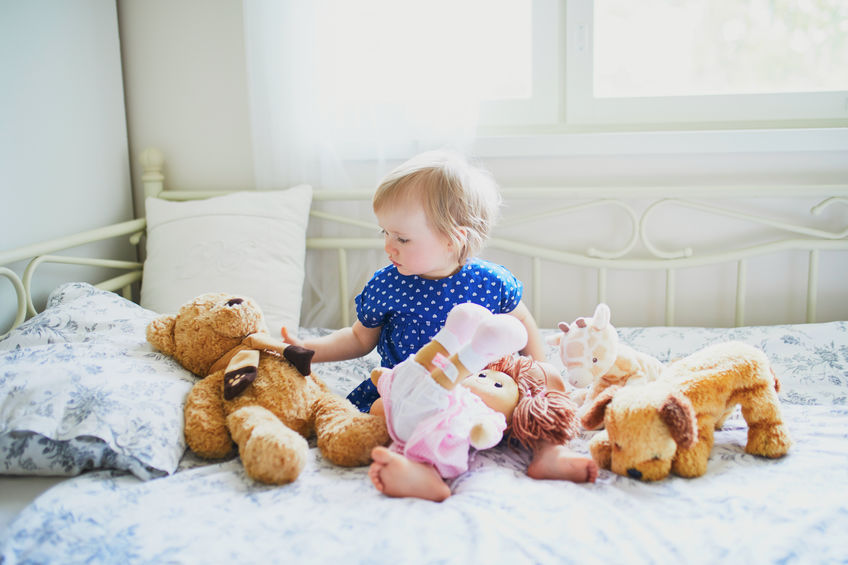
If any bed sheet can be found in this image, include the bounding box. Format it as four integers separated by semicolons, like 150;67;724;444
2;323;848;565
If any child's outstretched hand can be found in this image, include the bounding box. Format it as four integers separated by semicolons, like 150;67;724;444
280;326;305;348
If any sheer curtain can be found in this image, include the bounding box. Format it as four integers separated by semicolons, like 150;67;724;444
242;0;484;327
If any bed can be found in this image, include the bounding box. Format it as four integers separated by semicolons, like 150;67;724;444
1;148;847;564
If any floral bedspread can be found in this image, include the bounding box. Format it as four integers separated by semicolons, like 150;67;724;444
2;317;847;564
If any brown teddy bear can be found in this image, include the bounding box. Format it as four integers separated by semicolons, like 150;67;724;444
146;292;389;484
580;340;791;481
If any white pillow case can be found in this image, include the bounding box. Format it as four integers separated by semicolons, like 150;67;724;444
141;186;312;333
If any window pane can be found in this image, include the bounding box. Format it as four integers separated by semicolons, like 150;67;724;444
594;0;848;98
315;0;532;103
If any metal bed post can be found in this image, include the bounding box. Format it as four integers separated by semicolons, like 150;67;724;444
807;250;819;323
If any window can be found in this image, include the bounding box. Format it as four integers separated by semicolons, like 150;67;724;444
565;0;848;127
314;0;555;130
252;0;847;162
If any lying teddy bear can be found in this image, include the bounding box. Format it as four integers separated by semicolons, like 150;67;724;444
580;340;791;481
146;293;389;484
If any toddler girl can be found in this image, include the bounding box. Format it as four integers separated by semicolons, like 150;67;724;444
282;149;544;412
367;305;596;502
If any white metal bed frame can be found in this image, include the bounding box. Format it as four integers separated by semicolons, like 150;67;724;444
2;147;847;337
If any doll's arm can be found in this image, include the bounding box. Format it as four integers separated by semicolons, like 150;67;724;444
469;418;505;450
468;405;507;450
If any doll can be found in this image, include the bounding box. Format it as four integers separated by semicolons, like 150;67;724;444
367;303;596;501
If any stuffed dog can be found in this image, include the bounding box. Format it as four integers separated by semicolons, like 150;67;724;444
581;340;791;481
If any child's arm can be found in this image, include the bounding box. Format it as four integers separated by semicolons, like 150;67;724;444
282;321;380;363
509;301;545;361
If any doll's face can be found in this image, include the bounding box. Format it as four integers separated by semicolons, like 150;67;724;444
461;370;519;420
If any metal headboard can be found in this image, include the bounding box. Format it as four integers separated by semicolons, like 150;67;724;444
2;147;847;337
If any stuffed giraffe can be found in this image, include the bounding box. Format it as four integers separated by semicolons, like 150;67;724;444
550;303;664;428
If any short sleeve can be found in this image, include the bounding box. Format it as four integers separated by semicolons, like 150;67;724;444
473;260;522;314
497;267;523;314
355;266;391;328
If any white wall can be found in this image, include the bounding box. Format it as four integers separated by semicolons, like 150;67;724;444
0;0;134;332
117;0;255;216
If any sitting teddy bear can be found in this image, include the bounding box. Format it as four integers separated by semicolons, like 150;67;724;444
580;340;791;481
146;292;389;484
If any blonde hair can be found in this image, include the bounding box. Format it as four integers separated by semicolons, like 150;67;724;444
373;150;501;264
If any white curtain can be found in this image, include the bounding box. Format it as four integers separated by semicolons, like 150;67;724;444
242;0;484;327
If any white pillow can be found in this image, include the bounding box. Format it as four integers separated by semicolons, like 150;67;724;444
0;283;195;480
141;186;312;333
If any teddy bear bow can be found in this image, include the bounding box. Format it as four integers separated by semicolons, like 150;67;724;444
207;333;315;400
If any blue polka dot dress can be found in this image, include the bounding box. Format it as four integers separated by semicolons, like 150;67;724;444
345;258;523;412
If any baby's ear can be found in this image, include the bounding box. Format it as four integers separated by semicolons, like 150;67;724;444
451;227;468;248
146;314;177;356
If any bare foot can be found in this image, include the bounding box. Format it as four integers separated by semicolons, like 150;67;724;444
368;446;451;502
527;443;598;483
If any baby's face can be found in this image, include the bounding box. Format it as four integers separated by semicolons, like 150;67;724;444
462;370;519;419
376;195;459;279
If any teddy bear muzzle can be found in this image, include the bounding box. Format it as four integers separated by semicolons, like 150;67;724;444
614;457;673;482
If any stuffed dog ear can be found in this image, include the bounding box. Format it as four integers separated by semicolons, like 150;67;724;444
146;314;177;356
660;391;697;448
580;385;622;430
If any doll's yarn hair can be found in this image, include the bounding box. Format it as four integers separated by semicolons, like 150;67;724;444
486;355;579;449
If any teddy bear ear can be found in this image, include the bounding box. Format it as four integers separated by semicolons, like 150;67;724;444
580;384;621;430
660;391;698;448
146;314;177;356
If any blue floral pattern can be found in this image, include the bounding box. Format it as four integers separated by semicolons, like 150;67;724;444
0;283;195;481
2;313;848;564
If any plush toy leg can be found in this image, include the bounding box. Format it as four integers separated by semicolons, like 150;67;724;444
714;406;734;429
312;394;390;466
430;314;528;389
433;302;492;353
739;389;792;458
588;430;612;470
414;303;492;374
227;405;309;484
671;420;715;478
184;372;234;459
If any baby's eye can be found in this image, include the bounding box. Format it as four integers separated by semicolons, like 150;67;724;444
397;237;409;244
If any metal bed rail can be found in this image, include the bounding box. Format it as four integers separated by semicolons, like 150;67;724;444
2;148;847;336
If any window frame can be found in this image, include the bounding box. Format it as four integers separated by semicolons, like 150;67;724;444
562;0;848;128
477;0;561;127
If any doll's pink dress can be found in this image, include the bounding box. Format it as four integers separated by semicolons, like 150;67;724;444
377;356;507;479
